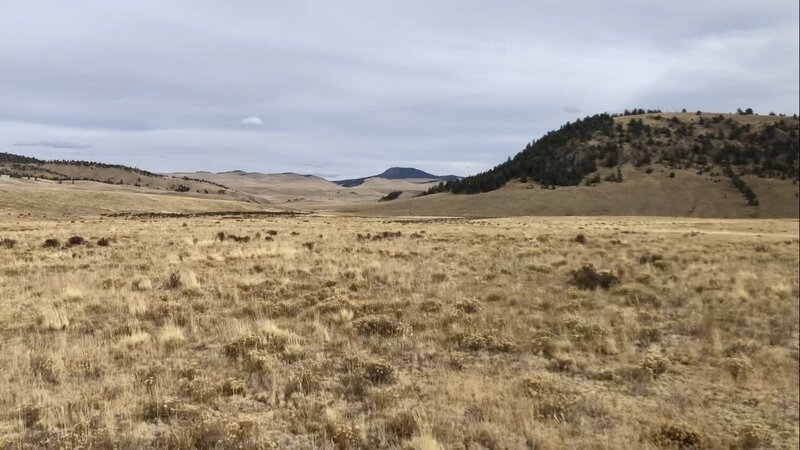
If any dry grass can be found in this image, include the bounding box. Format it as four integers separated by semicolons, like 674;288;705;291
0;214;797;449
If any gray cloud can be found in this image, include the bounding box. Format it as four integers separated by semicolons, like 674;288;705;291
0;0;797;179
14;140;92;150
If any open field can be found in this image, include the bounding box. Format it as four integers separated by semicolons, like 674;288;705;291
0;215;798;449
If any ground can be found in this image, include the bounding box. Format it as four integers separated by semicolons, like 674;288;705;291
0;215;797;449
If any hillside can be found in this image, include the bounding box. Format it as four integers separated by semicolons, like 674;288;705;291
334;167;460;187
0;152;235;197
361;111;799;218
0;175;270;218
427;111;799;199
343;163;799;218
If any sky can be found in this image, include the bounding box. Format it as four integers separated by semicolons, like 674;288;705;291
1;1;798;179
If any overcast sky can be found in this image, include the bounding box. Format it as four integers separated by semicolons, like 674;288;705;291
1;1;798;179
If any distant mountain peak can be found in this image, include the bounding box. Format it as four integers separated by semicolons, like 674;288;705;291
333;167;461;187
377;167;436;179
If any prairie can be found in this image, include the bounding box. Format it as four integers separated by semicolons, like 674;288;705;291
0;214;797;449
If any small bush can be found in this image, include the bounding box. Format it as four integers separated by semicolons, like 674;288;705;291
165;272;182;289
364;359;395;384
327;422;362;450
219;377;247;396
453;331;514;353
574;234;587;244
379;191;402;202
649;422;702;449
43;238;60;248
454;298;482;314
738;422;774;449
569;264;620;290
96;237;110;246
639;354;669;378
352;315;406;337
1;238;16;249
67;236;85;246
30;353;60;384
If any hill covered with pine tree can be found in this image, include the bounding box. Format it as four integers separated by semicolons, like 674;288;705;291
426;110;799;206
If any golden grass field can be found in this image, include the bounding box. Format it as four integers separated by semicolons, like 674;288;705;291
0;214;798;449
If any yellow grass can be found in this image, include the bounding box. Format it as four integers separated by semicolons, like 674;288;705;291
0;214;797;449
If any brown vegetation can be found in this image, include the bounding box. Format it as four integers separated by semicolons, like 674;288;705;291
0;215;797;448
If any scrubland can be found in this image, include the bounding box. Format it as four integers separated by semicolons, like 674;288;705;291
0;215;797;449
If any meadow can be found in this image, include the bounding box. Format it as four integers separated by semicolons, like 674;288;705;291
0;214;797;449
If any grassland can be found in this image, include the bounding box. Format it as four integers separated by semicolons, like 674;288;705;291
0;215;797;449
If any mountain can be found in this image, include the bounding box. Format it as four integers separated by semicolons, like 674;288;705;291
426;111;798;197
334;166;460;187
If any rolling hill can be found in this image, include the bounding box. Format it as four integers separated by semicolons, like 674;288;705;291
358;111;799;218
0;152;241;198
169;169;446;209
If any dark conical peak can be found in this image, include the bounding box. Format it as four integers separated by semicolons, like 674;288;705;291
376;167;437;179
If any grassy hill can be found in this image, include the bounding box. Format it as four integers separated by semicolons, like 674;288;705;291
344;163;799;218
427;111;798;199
356;111;798;218
0;152;232;195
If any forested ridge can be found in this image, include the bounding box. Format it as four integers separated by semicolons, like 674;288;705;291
427;110;799;195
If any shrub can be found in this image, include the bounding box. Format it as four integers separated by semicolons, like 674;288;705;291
43;238;60;248
639;354;669;378
649;422;702;449
379;191;402;202
67;236;85;246
30;353;60;384
165;272;182;289
363;359;395;384
352;315;406;337
739;422;774;449
327;422;362;450
453;330;514;353
0;238;16;248
574;234;587;244
454;298;482;314
219;377;247;396
96;237;110;246
569;264;620;290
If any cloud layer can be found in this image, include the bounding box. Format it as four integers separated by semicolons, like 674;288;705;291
1;1;797;178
